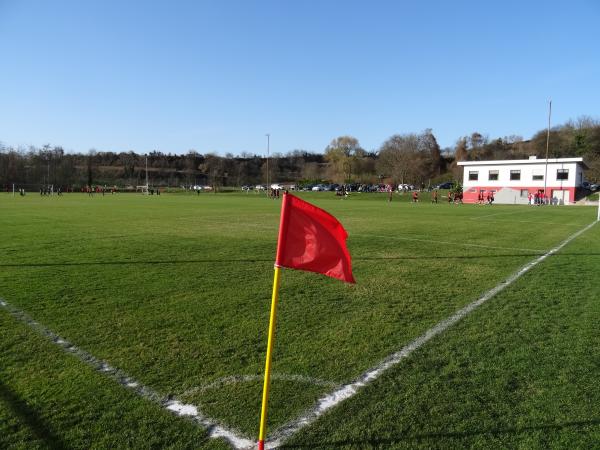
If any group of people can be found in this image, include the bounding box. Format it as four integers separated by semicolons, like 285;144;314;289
336;185;350;197
447;191;464;204
477;190;495;205
83;185;120;196
39;186;62;196
527;190;547;205
403;189;470;205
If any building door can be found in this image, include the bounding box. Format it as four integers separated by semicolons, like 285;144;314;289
552;189;570;205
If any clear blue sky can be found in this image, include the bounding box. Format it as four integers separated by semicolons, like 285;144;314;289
1;0;599;155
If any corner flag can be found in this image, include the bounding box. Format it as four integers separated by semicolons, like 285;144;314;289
276;192;355;283
258;192;354;449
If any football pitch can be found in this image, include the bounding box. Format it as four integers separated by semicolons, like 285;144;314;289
1;192;599;449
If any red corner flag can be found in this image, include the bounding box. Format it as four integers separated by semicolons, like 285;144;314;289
275;192;355;283
258;192;354;449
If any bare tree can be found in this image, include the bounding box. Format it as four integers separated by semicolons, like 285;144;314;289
376;133;422;184
420;129;444;177
324;136;364;182
451;137;468;179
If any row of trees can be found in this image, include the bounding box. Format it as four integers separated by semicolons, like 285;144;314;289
2;117;599;190
452;117;600;178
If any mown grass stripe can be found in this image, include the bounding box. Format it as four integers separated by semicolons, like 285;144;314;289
366;234;544;253
183;374;339;397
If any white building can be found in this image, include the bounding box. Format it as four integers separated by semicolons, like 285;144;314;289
457;156;587;205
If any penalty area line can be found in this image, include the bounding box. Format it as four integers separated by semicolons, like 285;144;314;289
267;220;597;448
0;298;254;450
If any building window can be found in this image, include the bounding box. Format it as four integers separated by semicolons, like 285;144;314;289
510;170;521;180
557;169;569;180
488;170;499;181
469;171;478;181
532;174;543;181
520;189;529;197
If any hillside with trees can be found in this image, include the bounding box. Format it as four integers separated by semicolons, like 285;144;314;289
1;117;599;191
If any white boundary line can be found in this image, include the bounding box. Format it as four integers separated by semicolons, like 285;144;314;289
0;299;254;449
1;220;595;449
266;220;597;448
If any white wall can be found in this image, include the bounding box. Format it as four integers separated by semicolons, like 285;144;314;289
461;161;580;189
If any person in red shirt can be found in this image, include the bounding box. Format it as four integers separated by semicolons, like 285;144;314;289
412;191;419;203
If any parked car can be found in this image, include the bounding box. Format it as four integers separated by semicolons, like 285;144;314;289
436;182;454;190
241;185;252;191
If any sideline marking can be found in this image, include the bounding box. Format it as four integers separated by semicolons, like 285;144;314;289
0;299;254;449
267;220;596;448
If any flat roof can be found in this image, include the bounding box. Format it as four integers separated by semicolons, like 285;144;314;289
457;157;588;169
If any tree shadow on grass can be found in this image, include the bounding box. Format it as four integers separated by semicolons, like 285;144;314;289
280;418;600;448
0;380;66;449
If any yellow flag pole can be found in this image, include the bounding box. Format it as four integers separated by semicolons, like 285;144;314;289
258;265;282;450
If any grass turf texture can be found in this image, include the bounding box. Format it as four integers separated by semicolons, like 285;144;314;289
0;306;228;449
1;191;598;447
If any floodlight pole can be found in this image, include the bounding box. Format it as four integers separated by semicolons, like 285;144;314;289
145;155;149;195
266;134;270;194
543;99;551;204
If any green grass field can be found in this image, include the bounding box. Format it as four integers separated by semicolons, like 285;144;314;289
1;191;599;448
